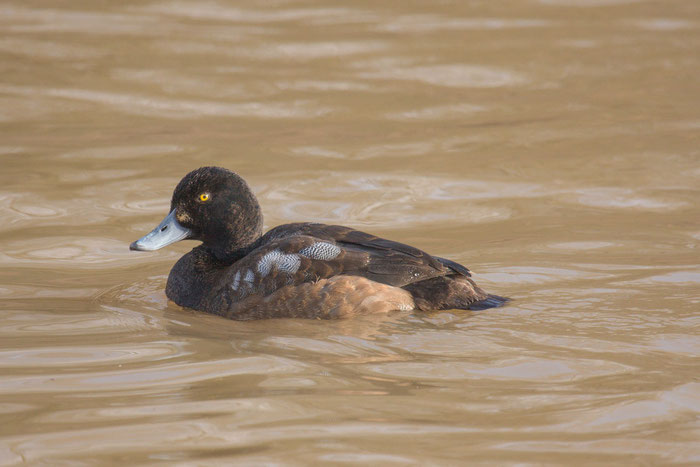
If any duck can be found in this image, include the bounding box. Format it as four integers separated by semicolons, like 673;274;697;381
130;167;507;320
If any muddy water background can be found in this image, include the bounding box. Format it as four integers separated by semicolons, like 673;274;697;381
1;0;699;464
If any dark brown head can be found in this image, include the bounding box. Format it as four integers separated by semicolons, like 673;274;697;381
130;167;263;261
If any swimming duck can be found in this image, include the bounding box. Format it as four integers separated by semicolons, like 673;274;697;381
130;167;507;320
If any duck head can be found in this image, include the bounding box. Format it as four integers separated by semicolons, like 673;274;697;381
130;166;263;262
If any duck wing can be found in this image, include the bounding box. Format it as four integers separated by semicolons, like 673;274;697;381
204;224;483;318
230;223;469;292
289;223;470;276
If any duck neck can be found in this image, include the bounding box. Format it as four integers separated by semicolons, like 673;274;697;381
208;239;258;264
207;211;264;264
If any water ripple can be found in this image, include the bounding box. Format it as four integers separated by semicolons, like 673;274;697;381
0;343;182;368
0;84;333;119
260;173;540;226
378;15;550;33
0;356;308;394
365;357;634;382
359;64;528;88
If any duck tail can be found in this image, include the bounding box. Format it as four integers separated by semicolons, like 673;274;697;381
402;275;508;311
468;294;510;310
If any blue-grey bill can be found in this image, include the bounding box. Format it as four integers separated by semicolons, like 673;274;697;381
129;209;191;251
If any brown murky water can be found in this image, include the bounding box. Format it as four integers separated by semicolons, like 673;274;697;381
2;0;699;464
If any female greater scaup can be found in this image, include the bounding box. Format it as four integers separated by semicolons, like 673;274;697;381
130;167;507;319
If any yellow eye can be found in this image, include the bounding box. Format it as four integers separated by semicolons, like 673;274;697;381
198;193;210;202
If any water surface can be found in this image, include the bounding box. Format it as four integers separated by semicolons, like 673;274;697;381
1;0;699;464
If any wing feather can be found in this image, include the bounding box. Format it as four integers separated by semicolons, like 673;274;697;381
214;223;471;305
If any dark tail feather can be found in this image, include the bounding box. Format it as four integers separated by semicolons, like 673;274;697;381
434;256;472;277
469;294;509;310
403;275;508;312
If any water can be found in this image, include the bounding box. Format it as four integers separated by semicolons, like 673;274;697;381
1;0;699;464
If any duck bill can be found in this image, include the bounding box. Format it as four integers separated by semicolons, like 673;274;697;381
130;209;192;251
